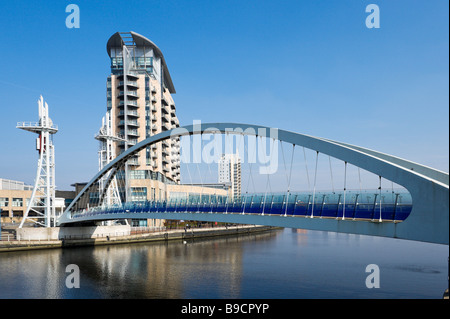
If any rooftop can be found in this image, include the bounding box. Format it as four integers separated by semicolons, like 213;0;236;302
107;31;176;94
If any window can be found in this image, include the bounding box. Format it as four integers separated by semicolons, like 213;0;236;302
11;198;23;207
0;197;8;207
130;187;147;202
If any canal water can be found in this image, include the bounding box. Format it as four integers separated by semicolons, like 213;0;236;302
0;228;447;299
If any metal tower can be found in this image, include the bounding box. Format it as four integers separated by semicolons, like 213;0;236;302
17;96;58;228
95;110;125;207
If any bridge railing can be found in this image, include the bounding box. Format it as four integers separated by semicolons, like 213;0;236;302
71;190;412;222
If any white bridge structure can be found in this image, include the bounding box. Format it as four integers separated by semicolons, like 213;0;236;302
17;96;59;228
57;123;449;245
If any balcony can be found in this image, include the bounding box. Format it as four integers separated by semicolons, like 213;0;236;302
118;81;139;89
127;129;139;137
162;113;170;123
118;91;139;99
118;110;139;118
127;158;139;166
119;120;139;128
162;122;171;131
119;100;138;107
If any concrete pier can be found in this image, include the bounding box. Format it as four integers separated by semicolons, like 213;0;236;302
0;225;278;252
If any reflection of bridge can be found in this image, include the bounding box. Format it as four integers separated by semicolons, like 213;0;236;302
58;123;449;245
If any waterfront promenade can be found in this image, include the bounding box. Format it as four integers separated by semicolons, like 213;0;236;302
0;224;276;252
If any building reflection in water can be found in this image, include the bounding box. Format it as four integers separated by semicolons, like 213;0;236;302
0;229;282;298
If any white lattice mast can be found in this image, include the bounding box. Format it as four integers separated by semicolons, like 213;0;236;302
95;110;124;207
17;96;58;228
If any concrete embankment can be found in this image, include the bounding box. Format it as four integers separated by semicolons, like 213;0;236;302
0;225;279;252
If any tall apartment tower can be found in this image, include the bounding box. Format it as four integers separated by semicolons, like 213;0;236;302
106;32;181;204
218;153;241;199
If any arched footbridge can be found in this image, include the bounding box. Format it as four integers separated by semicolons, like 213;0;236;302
57;123;449;245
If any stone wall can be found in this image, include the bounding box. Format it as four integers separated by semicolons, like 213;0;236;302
16;225;131;241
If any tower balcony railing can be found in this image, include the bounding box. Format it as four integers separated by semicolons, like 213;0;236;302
162;113;170;123
118;81;139;88
119;120;140;128
119;100;138;107
118;91;139;98
118;110;139;118
162;122;171;131
127;129;139;137
162;95;169;106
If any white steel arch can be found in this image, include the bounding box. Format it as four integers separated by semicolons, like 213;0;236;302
58;123;449;244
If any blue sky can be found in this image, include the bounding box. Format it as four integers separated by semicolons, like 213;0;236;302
0;0;448;190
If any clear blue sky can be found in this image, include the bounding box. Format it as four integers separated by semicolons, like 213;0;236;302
0;0;448;190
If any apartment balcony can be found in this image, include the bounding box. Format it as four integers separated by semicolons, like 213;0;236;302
118;100;139;108
161;95;169;106
126;129;140;137
162;113;170;123
161;103;169;114
117;80;139;89
127;158;139;166
146;159;157;169
162;148;170;157
151;114;157;122
118;110;139;118
162;122;171;131
151;85;157;93
118;139;138;148
118;91;139;99
162;164;169;172
162;140;170;148
119;120;139;128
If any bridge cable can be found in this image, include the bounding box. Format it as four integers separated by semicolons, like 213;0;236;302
184;136;194;212
280;142;288;216
311;151;319;218
262;137;275;215
329;156;335;194
206;141;217;213
303;147;311;192
284;144;296;217
242;133;254;214
342;161;347;220
378;176;382;222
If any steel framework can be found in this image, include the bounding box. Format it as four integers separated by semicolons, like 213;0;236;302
17;96;58;227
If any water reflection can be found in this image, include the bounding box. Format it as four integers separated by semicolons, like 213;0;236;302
0;229;447;299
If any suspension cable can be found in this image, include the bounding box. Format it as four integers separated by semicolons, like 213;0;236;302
303;147;311;192
378;175;382;222
284;144;296;216
262;137;275;215
311;151;319;218
342;161;347;220
328;156;335;193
